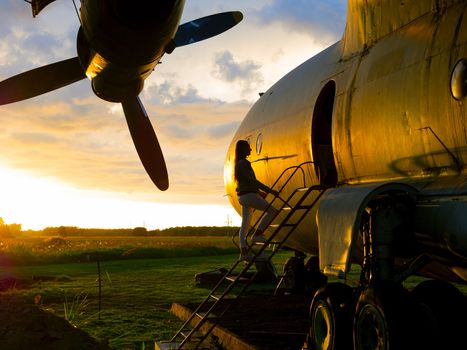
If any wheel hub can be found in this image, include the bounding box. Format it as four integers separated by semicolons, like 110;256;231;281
356;304;388;350
312;300;333;350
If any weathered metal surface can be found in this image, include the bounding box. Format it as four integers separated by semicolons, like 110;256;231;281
317;183;418;277
224;0;467;282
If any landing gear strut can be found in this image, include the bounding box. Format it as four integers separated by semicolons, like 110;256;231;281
307;196;467;350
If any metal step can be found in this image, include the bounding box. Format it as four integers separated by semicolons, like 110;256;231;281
296;187;310;192
269;223;295;228
225;275;252;283
195;312;218;320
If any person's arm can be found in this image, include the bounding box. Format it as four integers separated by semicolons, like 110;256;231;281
256;180;279;196
246;162;279;196
255;179;273;193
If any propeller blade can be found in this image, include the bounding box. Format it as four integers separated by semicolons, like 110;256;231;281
173;11;243;48
122;97;169;191
0;57;86;105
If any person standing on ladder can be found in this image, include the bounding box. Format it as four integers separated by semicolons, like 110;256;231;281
234;140;279;260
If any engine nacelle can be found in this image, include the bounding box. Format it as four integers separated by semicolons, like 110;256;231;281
77;0;185;102
79;0;184;65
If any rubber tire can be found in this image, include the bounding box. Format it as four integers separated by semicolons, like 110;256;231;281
353;281;415;350
309;282;355;350
282;256;306;293
411;279;467;350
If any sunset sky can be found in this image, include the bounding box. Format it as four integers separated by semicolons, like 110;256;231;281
0;0;346;230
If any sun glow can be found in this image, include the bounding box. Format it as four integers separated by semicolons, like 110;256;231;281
0;164;240;230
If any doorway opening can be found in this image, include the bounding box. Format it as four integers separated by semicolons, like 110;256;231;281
312;81;338;186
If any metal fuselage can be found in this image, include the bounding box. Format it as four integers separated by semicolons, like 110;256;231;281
225;0;467;283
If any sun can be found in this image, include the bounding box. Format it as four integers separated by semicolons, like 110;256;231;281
0;163;240;230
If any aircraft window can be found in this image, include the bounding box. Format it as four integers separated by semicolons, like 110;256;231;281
256;134;263;155
451;59;467;100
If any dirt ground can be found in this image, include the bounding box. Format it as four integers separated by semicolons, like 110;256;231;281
185;292;311;350
0;295;110;350
0;294;309;350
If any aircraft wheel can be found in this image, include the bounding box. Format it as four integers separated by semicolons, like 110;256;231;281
411;280;467;349
353;281;412;350
282;256;305;293
308;282;354;350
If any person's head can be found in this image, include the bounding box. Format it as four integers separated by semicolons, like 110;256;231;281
235;140;251;161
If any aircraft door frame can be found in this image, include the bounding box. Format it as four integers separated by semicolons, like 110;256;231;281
312;80;338;186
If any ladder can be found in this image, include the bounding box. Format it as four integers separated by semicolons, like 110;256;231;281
158;163;327;350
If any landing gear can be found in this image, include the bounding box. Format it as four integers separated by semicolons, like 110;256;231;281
308;283;354;350
280;254;326;294
353;281;414;350
304;195;467;350
282;254;306;293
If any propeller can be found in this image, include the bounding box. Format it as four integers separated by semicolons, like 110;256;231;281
0;10;243;191
121;97;169;191
0;57;85;105
165;11;243;53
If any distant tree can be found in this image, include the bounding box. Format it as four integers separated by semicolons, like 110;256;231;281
0;217;6;237
58;226;67;238
132;227;148;236
0;218;21;237
8;223;21;234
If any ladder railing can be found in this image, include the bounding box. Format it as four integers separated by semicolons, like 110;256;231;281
161;163;326;350
232;161;314;249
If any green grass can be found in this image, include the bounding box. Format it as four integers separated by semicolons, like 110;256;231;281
0;236;238;266
0;235;294;349
1;254;242;349
1;235;466;349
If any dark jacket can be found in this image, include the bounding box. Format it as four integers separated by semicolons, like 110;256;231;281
235;159;272;195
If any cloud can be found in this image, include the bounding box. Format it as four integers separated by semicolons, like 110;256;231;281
8;131;62;146
255;0;347;44
4;1;341;207
146;80;219;105
212;51;264;94
0;0;77;76
207;121;240;139
0;93;251;204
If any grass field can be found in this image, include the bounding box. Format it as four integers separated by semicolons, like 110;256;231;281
0;235;293;349
1;234;466;349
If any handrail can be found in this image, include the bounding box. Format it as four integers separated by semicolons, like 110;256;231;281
231;161;315;248
270;161;314;193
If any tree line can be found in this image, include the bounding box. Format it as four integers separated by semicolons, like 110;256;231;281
0;217;239;238
41;225;239;237
0;217;21;238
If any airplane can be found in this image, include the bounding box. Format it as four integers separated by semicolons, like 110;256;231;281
0;0;243;191
223;0;467;349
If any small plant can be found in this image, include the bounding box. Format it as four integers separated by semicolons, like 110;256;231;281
63;291;97;328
